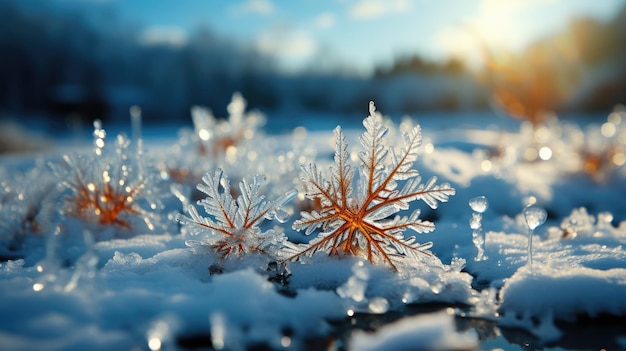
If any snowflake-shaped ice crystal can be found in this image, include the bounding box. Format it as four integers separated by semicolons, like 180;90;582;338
284;101;455;270
177;169;296;259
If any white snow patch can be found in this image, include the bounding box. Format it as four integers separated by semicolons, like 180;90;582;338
349;310;478;351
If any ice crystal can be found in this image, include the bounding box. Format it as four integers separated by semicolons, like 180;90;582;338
0;164;55;257
176;169;296;259
0;164;55;239
551;207;618;239
576;107;626;183
469;196;488;261
523;205;547;273
336;260;390;314
524;205;547;231
49;120;165;233
161;92;266;184
480;105;626;182
285;101;455;270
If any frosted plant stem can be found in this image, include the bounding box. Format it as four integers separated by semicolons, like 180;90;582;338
130;105;142;145
527;227;533;273
469;196;489;261
93;119;106;156
523;205;547;274
130;105;145;180
471;215;486;261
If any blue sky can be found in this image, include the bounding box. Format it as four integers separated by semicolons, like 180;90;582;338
71;0;624;74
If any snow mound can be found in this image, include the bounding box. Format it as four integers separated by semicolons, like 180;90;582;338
349;310;478;351
499;264;626;340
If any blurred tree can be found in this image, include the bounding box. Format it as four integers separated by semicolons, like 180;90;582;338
1;0;624;131
374;55;467;77
480;4;626;124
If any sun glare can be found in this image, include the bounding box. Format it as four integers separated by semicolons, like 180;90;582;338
437;0;572;69
435;0;586;125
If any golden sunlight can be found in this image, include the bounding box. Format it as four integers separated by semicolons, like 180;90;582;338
438;0;584;126
437;0;549;68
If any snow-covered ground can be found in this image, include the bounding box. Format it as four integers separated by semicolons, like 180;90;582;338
1;96;626;351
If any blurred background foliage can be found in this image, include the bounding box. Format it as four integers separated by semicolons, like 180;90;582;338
0;0;625;132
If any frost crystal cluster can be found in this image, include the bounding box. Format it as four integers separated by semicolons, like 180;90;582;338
285;101;455;270
49;120;164;232
162;92;266;184
0;164;55;249
191;92;265;160
177;169;296;259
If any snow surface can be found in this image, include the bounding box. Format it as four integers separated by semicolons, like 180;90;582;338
348;310;478;351
1;102;626;351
